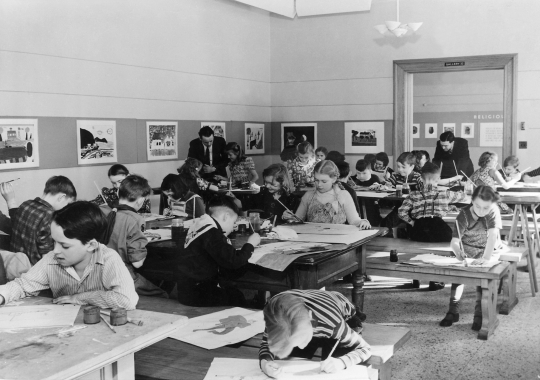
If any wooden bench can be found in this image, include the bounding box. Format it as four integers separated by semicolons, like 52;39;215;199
365;238;525;340
135;296;410;380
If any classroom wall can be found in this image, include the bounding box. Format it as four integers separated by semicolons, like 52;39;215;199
269;0;540;170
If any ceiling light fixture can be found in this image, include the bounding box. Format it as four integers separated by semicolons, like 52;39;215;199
374;0;422;37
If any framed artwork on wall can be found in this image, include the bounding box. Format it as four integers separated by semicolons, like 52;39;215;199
146;122;178;161
76;120;117;165
442;123;456;135
201;122;226;140
344;122;385;154
412;123;420;138
425;123;437;138
281;123;317;151
461;123;474;138
0;119;39;170
244;123;264;154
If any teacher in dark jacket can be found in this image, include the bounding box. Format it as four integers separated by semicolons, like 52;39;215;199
433;131;474;179
187;126;228;181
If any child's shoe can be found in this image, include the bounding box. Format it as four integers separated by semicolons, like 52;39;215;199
439;312;459;327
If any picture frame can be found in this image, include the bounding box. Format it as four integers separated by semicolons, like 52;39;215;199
412;123;420;138
442;123;456;135
344;122;385;154
461;122;475;138
281;123;317;151
146;121;178;161
0;119;39;170
244;123;264;154
77;120;117;165
425;123;438;138
201;122;226;140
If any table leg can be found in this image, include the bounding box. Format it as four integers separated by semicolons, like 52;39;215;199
360;198;368;220
531;205;540;259
373;361;392;380
520;204;537;295
478;279;499;340
351;245;366;312
499;262;518;315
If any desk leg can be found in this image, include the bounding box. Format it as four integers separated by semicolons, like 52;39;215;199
360;198;367;220
508;207;519;243
500;262;518;315
113;353;135;380
478;279;499;340
520;204;537;295
352;245;366;312
372;362;392;380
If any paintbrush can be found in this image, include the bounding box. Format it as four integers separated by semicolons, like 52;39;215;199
3;178;20;184
275;198;303;223
93;181;108;205
100;314;117;333
455;220;468;267
100;309;144;326
320;339;340;373
453;160;459;176
460;171;477;188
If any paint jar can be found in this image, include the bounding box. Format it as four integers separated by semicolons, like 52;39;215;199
249;213;261;233
465;181;473;196
402;183;410;195
110;308;128;326
171;217;185;241
395;185;403;197
390;249;399;262
83;306;101;324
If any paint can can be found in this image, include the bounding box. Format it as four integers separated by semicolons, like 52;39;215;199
390;249;399;262
83;306;101;324
110;308;128;326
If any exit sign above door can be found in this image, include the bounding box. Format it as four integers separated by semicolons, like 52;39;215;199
444;62;465;66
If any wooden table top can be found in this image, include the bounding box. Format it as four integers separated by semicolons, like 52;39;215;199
498;192;540;204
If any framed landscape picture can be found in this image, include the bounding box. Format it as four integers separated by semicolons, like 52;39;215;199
201;122;226;140
77;120;117;165
344;121;385;154
0;119;39;170
146;121;178;161
245;123;264;154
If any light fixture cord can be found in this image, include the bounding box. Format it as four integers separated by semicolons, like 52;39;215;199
396;0;400;22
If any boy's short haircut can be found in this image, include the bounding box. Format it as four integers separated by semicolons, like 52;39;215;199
355;159;371;172
364;154;376;163
206;194;240;217
44;176;77;199
118;175;152;202
420;150;430;162
503;155;520;168
421;162;440;181
375;152;390;166
326;151;345;163
52;201;108;244
107;164;129;177
335;161;350;179
397;152;416;166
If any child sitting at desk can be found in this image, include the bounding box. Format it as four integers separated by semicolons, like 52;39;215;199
251;163;300;225
259;289;371;378
287;141;317;189
102;175;166;298
176;194;260;307
315;146;328;161
335;161;361;215
161;174;205;220
350;159;382;226
0;201;138;309
498;155;521;182
440;185;503;330
283;160;370;229
373;152;394;181
216;142;259;185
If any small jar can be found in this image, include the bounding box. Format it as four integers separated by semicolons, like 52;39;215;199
390;249;399;262
171;217;185;241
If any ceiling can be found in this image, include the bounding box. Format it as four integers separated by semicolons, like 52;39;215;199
231;0;372;18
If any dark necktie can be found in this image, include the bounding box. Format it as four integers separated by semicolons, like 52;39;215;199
205;146;210;164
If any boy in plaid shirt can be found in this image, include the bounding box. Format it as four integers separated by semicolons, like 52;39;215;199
399;162;469;242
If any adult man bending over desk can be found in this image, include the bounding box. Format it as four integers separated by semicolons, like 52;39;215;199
0;202;138;309
187;126;228;181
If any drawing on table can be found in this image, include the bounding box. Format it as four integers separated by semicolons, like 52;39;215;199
193;315;253;335
0;304;80;330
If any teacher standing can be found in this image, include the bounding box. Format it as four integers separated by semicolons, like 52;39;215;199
187;126;228;181
433;131;474;179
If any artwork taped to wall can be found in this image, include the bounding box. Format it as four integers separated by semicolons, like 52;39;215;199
461;123;474;138
442;123;456;135
201;122;226;140
425;123;437;138
281;123;317;151
412;123;420;138
0;119;39;170
344;122;384;154
479;123;503;147
245;123;264;154
146;122;178;161
77;120;117;165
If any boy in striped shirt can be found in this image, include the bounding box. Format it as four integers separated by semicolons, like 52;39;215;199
0;202;138;309
259;289;370;378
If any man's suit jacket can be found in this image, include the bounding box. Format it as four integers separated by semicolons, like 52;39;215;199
187;136;228;179
433;137;474;178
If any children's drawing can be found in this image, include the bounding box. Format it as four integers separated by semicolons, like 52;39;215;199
461;122;474;138
425;123;437;138
77;120;117;165
412;123;420;138
245;123;264;154
0;304;80;330
0;119;39;170
442;123;456;135
201;122;226;139
344;122;384;154
281;123;317;151
146;122;178;161
170;307;264;349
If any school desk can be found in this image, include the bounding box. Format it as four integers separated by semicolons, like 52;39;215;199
0;296;187;380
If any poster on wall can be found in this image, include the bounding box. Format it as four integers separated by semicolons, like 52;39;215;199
412;123;420;138
479;123;503;147
281;123;317;151
442;123;456;135
76;120;117;165
244;123;264;154
0;119;39;170
425;123;438;138
146;122;178;161
461;123;475;138
201;122;226;140
344;122;385;154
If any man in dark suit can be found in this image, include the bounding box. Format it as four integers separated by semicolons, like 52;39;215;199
433;131;474;179
187;126;228;181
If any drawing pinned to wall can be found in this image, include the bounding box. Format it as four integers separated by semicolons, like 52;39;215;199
281;123;317;151
344;122;384;154
146;122;178;161
77;120;117;165
442;123;456;135
479;123;503;147
0;119;39;170
412;123;420;138
425;123;437;138
461;123;475;138
201;122;226;140
245;123;264;154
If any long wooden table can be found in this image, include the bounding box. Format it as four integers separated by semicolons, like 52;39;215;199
0;297;187;380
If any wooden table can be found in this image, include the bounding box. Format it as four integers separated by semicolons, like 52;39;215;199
0;297;187;380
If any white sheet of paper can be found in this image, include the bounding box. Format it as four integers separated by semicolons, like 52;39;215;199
355;191;390;198
249;242;330;264
410;254;500;268
144;228;171;241
293;230;379;245
204;358;369;380
169;308;264;350
0;304;80;330
286;223;359;235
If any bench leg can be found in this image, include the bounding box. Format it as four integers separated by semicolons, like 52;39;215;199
478;279;499;340
499;262;518;315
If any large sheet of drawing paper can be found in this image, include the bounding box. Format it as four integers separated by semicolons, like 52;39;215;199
286;223;359;235
408;254;500;268
143;228;172;242
0;304;80;330
293;230;379;245
169;308;264;349
203;358;369;380
249;242;345;271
